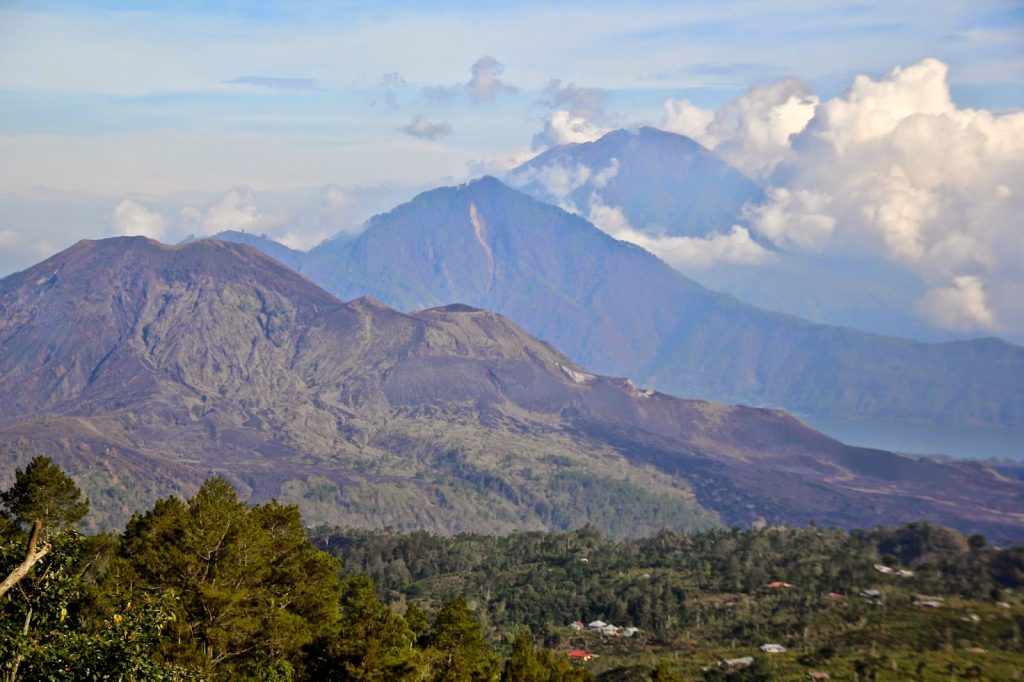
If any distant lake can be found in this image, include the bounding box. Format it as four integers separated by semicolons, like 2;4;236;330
803;415;1024;461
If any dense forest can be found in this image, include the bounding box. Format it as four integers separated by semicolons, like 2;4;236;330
2;457;1023;680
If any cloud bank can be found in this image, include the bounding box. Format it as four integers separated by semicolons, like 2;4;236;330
663;58;1024;335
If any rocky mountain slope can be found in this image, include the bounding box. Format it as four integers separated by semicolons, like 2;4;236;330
299;177;1024;440
1;237;1022;540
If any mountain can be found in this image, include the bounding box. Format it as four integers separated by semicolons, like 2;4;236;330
506;126;763;237
184;229;306;271
506;127;979;344
300;177;1024;447
3;237;1022;540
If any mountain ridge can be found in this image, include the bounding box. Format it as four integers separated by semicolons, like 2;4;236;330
2;237;1023;541
295;177;1024;438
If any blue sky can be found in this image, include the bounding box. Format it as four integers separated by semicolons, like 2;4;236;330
0;0;1021;274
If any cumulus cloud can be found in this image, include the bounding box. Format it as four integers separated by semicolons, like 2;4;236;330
181;186;263;236
400;115;454;140
662;78;818;177
587;198;773;269
915;276;996;331
112;199;167;239
532;79;613;150
663;58;1024;334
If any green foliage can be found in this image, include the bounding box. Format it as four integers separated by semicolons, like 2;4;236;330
4;459;1024;681
0;456;88;535
303;574;416;680
649;660;683;681
117;478;342;679
425;597;499;681
0;526;195;680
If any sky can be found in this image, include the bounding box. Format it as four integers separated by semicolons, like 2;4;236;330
0;0;1022;335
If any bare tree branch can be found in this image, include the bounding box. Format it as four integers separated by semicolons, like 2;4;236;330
0;519;52;600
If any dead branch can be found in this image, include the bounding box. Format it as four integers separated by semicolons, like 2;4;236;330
0;519;52;600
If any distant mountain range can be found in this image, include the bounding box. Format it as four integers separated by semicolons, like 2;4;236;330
2;237;1022;540
229;177;1022;450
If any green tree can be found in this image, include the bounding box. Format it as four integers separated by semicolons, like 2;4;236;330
500;628;543;682
425;597;498;682
649;660;683;682
118;478;342;679
0;457;88;536
304;574;416;681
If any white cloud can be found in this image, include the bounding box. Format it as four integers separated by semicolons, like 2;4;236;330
532;110;612;150
468;56;517;103
531;79;613;150
112;199;167;239
400;115;453;140
591;158;619;188
915;276;996;332
587;199;772;269
507;161;595;213
0;230;21;248
668;58;1024;335
180;186;262;236
467;147;537;177
661;99;715;144
661;78;817;177
743;188;836;251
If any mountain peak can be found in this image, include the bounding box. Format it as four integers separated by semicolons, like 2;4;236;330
508;125;761;239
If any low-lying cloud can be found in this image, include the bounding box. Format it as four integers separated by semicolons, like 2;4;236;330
587;198;772;270
112;199;167;240
227;76;317;91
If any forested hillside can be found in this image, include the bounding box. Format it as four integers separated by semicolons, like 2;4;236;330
3;458;1024;681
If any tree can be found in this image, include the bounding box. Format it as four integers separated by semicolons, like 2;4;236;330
303;574;417;681
0;521;50;601
650;660;683;682
0;457;88;536
500;628;543;682
118;478;342;679
425;597;498;682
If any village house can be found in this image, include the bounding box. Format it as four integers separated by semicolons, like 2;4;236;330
567;650;592;662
